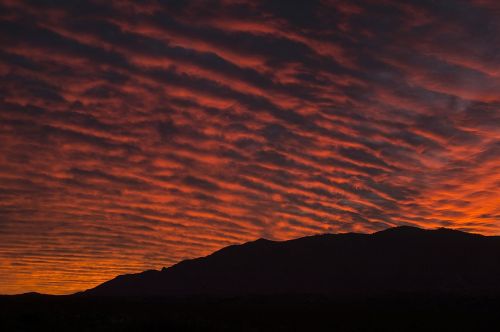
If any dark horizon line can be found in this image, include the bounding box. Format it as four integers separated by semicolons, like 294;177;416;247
3;225;498;297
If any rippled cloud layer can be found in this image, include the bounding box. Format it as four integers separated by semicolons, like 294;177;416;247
1;0;499;294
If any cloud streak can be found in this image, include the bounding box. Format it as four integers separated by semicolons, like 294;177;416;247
0;0;499;294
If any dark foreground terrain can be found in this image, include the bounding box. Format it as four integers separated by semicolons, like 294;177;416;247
2;293;500;332
5;227;500;331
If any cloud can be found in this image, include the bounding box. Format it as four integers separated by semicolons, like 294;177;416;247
0;0;499;294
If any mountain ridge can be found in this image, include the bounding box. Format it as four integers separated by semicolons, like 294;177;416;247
82;226;500;297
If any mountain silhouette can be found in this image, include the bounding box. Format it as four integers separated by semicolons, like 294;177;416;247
84;226;500;297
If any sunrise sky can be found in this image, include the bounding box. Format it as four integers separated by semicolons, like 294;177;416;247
1;0;499;295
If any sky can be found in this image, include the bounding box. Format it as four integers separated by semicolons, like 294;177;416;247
1;0;499;295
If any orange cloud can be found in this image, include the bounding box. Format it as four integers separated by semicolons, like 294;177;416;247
0;0;499;295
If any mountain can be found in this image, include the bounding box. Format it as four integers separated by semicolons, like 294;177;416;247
83;226;500;297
